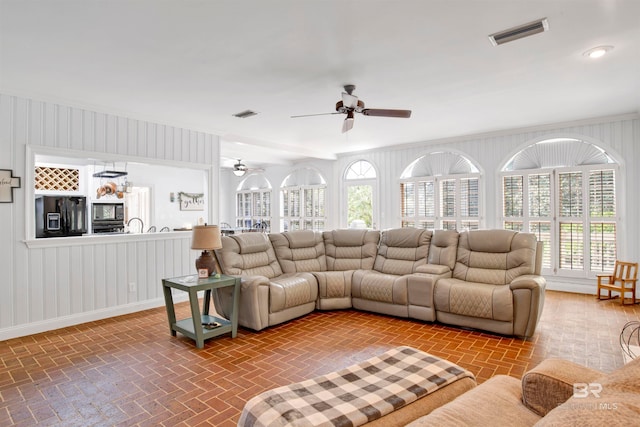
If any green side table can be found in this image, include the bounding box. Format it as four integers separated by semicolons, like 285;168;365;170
162;274;240;348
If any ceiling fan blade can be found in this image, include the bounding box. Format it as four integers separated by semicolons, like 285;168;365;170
341;92;359;109
342;117;354;133
291;112;342;118
361;108;412;118
342;110;355;133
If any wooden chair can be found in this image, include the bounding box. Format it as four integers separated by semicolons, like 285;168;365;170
597;261;638;305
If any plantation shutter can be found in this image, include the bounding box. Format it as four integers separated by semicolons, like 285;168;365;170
417;180;434;217
262;192;271;217
558;171;583;270
589;169;616;271
503;175;523;217
440;179;456;217
401;182;415;217
529;174;551;217
460;178;479;217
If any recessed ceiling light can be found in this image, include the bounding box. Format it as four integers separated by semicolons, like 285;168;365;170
583;45;614;59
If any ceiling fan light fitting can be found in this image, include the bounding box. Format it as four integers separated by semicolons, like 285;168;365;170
233;159;248;176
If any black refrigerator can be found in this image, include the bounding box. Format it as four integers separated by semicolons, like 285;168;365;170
35;196;88;238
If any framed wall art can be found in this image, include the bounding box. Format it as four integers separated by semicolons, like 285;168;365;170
0;169;21;203
178;192;205;211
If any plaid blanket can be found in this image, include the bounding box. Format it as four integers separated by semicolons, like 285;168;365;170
238;346;475;427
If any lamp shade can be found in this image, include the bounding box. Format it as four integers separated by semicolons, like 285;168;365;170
191;224;222;250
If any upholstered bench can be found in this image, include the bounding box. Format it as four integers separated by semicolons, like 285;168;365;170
238;346;476;427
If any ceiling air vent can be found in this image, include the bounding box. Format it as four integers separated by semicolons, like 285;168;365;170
488;18;549;46
233;109;258;119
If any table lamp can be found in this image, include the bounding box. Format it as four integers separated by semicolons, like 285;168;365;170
191;224;222;277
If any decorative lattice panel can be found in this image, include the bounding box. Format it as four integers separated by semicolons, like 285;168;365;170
35;167;80;191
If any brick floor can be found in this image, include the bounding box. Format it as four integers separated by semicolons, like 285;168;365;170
0;290;638;426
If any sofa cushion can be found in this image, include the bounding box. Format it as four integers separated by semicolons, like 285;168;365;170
415;264;451;275
427;230;459;270
314;271;353;299
219;234;283;278
323;229;380;271
454;230;537;285
269;273;319;313
434;279;513;321
521;358;605;417
536;356;640;426
406;375;542;427
374;228;431;275
352;270;409;304
269;230;327;273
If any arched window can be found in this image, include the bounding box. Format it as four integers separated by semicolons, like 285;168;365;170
500;137;618;277
345;160;377;179
280;168;326;231
344;160;377;229
235;174;272;232
400;152;481;230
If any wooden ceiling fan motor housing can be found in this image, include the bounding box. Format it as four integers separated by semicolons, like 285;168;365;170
336;99;365;113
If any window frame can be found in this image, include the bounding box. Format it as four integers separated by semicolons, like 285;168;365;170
499;163;618;278
235;188;272;231
400;173;481;230
280;184;326;232
343;160;378;229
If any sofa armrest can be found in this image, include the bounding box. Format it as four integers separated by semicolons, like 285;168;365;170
509;274;546;290
415;264;451;275
521;358;604;416
509;275;546;338
213;275;270;331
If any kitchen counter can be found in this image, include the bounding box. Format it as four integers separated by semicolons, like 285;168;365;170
24;230;192;249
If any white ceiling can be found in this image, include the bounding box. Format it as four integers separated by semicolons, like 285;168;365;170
2;1;639;170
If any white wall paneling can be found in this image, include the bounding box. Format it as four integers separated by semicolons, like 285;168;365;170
0;93;220;340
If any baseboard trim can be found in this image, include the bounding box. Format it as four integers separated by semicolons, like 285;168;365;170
546;281;596;294
0;294;189;341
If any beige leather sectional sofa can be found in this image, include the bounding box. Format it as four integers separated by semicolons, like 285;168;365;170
213;227;546;338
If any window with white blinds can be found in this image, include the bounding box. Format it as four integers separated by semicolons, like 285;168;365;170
500;137;619;277
281;185;326;231
236;189;272;231
400;152;480;230
235;174;273;231
588;169;616;271
501;165;617;276
401;175;480;230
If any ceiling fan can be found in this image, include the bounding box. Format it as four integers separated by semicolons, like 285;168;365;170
230;159;264;177
291;84;412;133
232;159;247;176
